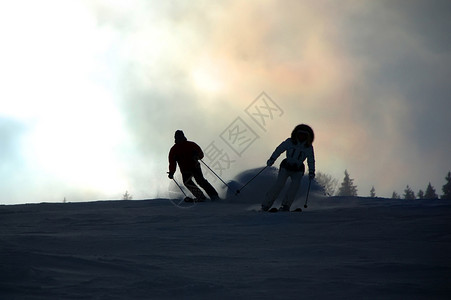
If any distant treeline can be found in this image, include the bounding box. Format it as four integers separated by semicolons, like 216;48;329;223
316;170;451;200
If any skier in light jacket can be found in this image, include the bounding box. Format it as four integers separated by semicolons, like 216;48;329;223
262;124;315;211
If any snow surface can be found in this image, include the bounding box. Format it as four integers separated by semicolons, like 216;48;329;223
1;170;450;299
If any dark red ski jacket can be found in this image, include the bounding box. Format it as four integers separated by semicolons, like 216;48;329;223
168;140;204;174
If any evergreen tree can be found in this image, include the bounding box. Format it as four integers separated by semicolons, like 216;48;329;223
122;190;133;200
337;170;358;196
392;191;400;199
424;182;438;199
370;186;376;197
442;171;451;200
403;185;415;200
417;190;424;199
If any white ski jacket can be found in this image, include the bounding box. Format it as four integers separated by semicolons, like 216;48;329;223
269;138;315;174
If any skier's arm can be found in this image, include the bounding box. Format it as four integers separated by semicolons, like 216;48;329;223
307;146;315;178
267;140;289;166
192;142;204;160
168;148;177;176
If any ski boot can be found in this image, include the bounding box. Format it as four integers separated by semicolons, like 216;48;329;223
279;204;290;212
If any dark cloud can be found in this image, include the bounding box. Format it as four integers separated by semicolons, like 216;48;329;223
389;0;451;52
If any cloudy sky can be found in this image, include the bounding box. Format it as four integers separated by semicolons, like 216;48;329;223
1;0;450;204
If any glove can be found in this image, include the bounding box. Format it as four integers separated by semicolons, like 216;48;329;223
309;172;315;180
267;158;275;167
168;172;174;179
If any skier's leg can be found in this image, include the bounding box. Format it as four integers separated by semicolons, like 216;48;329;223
182;171;207;200
192;166;219;199
262;168;289;210
281;171;303;209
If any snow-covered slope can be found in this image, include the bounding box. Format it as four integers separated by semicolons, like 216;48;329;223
1;193;450;299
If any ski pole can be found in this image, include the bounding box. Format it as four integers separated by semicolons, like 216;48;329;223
235;166;268;195
172;177;188;197
200;159;231;188
303;177;312;208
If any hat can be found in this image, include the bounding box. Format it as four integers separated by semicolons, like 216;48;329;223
175;130;185;139
174;130;187;143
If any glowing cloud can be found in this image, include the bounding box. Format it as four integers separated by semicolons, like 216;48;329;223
1;0;450;203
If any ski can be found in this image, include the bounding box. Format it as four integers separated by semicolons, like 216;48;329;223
184;197;206;203
261;207;303;213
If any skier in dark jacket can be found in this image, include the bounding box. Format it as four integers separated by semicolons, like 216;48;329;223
262;124;315;211
168;130;219;201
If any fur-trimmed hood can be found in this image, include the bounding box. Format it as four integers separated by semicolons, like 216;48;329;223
291;124;314;147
